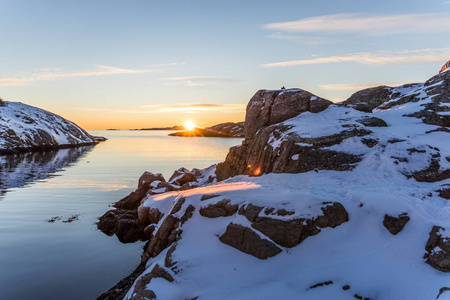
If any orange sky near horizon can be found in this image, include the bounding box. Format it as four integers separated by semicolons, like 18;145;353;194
63;107;246;130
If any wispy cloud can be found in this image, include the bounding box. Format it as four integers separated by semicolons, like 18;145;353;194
0;65;155;86
262;47;450;67
265;33;334;44
163;76;240;87
133;103;246;113
319;82;418;91
264;13;450;36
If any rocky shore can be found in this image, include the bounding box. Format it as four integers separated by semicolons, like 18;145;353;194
97;64;450;300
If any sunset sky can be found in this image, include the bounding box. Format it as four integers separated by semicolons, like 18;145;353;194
1;0;450;129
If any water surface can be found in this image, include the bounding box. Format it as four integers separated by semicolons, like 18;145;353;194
0;130;241;300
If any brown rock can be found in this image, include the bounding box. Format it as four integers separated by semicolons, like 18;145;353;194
251;202;348;248
199;199;238;218
413;158;450;182
97;209;147;243
357;116;388;127
383;213;410;235
425;226;450;272
238;203;263;222
130;264;173;300
139;172;165;188
342;86;392;111
219;223;282;259
169;167;197;186
251;217;304;248
438;188;450;199
115;218;146;243
244;89;332;139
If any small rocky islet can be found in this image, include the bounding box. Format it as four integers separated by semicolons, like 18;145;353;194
96;63;450;299
0;99;105;154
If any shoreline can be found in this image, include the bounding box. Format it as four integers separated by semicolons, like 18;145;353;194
0;140;105;156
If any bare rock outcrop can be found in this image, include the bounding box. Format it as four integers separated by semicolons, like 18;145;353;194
342;86;393;112
128;264;174;300
199;199;239;218
219;223;282;259
251;202;349;248
425;226;450;272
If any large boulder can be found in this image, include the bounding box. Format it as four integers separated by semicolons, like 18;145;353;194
244;89;332;139
219;223;282;259
97;209;146;243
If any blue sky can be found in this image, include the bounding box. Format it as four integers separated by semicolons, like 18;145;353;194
1;0;450;129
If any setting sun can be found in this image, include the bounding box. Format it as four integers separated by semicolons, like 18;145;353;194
184;120;196;131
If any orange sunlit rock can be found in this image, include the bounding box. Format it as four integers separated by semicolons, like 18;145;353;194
253;167;261;176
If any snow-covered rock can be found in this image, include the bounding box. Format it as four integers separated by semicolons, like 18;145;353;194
0;101;96;154
99;65;450;300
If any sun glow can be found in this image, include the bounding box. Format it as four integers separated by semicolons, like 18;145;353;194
184;120;196;131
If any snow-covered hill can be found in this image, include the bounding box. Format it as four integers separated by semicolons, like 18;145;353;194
0;101;96;154
98;65;450;300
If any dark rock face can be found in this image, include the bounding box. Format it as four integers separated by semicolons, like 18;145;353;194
219;223;282;259
412;158;450;183
128;264;174;300
142;197;196;262
216;202;349;259
251;217;304;248
199;199;239;218
425;226;450;272
250;202;349;248
216;124;364;181
239;203;264;222
97;209;146;243
342;86;392;112
383;213;410;235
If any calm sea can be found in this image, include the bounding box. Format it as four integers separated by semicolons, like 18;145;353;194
0;130;242;300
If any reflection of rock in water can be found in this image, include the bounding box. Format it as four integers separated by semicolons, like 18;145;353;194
0;145;94;191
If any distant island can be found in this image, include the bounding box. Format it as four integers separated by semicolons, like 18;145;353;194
106;129;120;131
169;121;244;138
129;125;184;131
